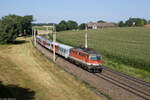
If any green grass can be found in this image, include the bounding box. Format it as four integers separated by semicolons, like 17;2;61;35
49;27;150;82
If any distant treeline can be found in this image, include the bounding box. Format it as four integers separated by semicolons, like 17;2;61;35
118;18;149;27
56;20;87;32
0;14;33;44
33;18;150;32
55;18;150;32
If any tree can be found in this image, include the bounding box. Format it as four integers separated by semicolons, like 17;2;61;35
125;18;147;27
140;19;145;26
0;14;33;44
0;15;20;44
125;18;133;27
118;21;124;27
79;23;86;30
56;20;78;31
97;20;106;23
22;15;33;35
56;20;68;31
67;20;78;30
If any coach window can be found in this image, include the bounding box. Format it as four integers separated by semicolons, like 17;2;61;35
47;43;50;45
73;51;75;54
76;51;78;55
72;50;74;54
64;49;66;53
71;50;74;54
62;48;64;52
79;53;81;56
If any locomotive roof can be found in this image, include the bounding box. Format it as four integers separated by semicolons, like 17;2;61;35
72;47;100;55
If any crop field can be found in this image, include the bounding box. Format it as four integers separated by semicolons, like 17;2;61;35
0;37;102;100
48;27;150;82
33;26;53;35
33;26;53;30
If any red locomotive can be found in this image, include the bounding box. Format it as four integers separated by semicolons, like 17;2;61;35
69;47;102;72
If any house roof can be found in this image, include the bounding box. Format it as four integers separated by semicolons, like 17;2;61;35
87;22;117;27
145;24;150;28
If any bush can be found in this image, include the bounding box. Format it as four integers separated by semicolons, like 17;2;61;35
79;23;86;30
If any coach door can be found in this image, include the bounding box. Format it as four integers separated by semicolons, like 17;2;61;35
51;44;58;53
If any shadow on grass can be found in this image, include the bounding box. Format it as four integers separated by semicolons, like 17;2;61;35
0;81;35;100
12;40;29;45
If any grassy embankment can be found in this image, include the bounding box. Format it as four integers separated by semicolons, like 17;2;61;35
51;27;150;82
0;37;102;100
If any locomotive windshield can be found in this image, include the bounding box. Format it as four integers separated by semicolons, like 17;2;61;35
90;56;101;61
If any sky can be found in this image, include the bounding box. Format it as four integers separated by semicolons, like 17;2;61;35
0;0;150;24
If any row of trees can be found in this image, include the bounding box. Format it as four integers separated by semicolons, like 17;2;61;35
0;14;33;44
56;18;150;31
56;20;87;31
118;18;148;27
56;20;78;31
97;19;149;27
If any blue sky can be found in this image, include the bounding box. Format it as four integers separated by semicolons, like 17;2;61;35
0;0;150;24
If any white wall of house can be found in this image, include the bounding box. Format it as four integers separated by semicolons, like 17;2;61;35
92;25;97;29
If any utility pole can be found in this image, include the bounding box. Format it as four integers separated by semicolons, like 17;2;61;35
85;24;88;48
46;27;48;33
34;28;36;47
46;26;49;36
53;24;56;62
32;27;34;41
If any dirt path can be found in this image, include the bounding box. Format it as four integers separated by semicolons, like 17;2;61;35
0;37;102;100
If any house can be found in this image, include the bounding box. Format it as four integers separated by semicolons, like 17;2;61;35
145;24;150;28
87;22;117;29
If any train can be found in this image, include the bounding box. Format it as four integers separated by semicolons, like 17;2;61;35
36;35;103;73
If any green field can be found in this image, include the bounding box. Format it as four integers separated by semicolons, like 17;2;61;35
49;27;150;82
33;26;53;30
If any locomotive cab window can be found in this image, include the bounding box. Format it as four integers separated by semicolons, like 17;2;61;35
46;43;50;45
90;56;101;61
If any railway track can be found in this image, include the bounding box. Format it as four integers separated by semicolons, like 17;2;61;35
94;67;150;100
35;41;150;100
103;67;150;87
